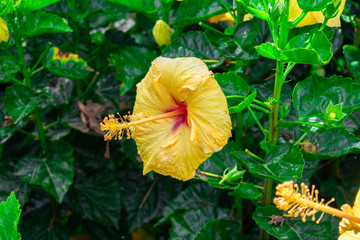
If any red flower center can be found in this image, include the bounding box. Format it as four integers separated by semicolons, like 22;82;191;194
166;98;188;131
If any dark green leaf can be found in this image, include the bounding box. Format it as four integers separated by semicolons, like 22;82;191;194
228;182;262;200
107;0;156;13
0;192;21;240
0;56;20;81
169;206;231;240
229;90;256;114
68;171;121;229
343;45;360;82
110;47;156;95
256;30;332;65
23;11;72;37
297;0;334;11
176;0;224;27
163;31;222;69
303;127;360;160
22;218;69;240
253;206;332;240
232;145;304;182
15;141;74;202
21;0;61;11
194;219;241;240
215;72;250;96
39;78;74;108
0;162;30;206
43;47;92;80
292;75;360;124
157;182;220;225
4;85;38;125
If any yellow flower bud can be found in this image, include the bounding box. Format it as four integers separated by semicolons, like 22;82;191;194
152;20;171;47
328;112;336;119
0;17;9;43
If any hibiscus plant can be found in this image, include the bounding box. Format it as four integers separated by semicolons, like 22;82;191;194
0;0;360;239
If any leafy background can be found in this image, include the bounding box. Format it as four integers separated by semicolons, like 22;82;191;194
0;0;360;239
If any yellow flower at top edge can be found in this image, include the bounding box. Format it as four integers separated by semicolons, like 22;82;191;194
100;57;232;181
339;189;360;239
289;0;346;27
0;17;9;43
207;12;253;24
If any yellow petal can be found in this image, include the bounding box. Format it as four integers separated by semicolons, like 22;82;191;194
152;20;171;46
132;57;232;181
207;12;235;24
339;189;360;238
0;17;9;43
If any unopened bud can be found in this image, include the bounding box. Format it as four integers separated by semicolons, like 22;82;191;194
328;112;336;120
152;20;171;47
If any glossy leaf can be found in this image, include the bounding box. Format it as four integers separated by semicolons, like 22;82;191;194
292;75;360;124
169;206;231;240
297;0;334;11
256;30;332;65
15;141;74;202
0;192;21;240
215;72;250;96
163;31;222;69
194;219;241;240
0;56;20;81
302;127;360;160
4;85;38;125
23;11;72;37
232;145;304;182
253;206;332;240
44;47;92;80
107;0;156;13
157;182;220;225
22;219;69;240
176;0;224;27
21;0;61;11
68;171;121;229
343;45;360;82
110;47;156;95
228;182;262;200
0;162;29;206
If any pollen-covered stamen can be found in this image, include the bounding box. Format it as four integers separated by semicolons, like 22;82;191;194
100;108;188;141
274;181;360;225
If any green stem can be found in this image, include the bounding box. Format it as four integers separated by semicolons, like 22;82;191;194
219;0;237;24
284;62;296;78
203;59;237;64
0;69;23;85
247;106;268;137
226;95;270;109
235;111;243;148
30;66;44;77
245;149;265;163
13;14;47;154
44;120;60;130
30;44;50;73
198;171;222;179
319;18;330;31
199;22;227;37
294;132;308;145
289;11;308;29
236;1;244;24
82;71;99;96
249;104;270;114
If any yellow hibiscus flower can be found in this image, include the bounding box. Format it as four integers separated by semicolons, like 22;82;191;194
289;0;346;27
339;189;360;239
0;17;9;43
100;57;232;181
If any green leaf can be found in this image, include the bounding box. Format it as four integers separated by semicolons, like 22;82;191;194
0;101;28;143
292;75;360;125
169;206;231;240
43;47;92;80
343;45;360;82
4;85;39;125
110;47;157;95
253;206;332;240
107;0;156;13
0;192;21;240
21;0;61;11
176;0;225;27
229;90;257;114
215;72;250;96
68;171;121;229
0;56;20;81
22;218;69;240
228;182;262;200
156;182;220;225
303;127;360;160
256;30;332;65
23;11;72;37
206;20;260;60
0;0;14;16
15;141;74;202
0;162;30;206
163;31;222;69
232;145;304;182
297;0;334;11
194;219;241;240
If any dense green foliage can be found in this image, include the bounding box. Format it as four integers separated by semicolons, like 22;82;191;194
0;0;360;239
